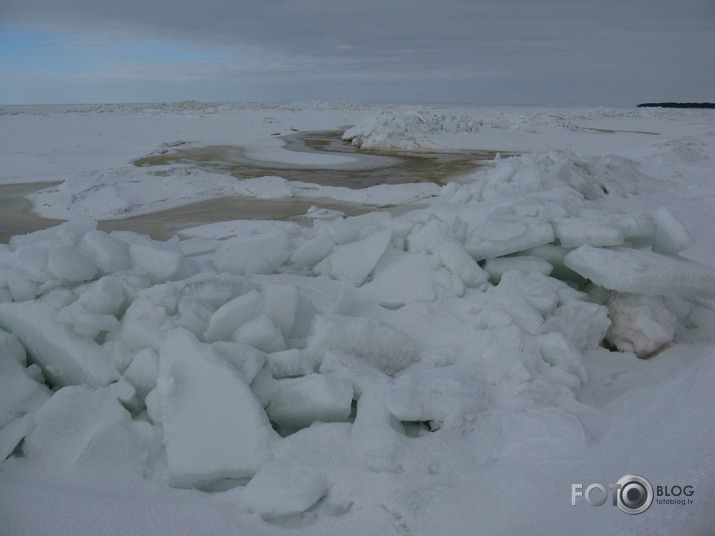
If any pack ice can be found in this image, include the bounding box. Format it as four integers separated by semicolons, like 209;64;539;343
2;113;715;531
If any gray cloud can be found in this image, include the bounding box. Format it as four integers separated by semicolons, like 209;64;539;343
2;0;714;104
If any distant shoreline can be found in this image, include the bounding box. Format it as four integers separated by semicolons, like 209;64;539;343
637;102;715;109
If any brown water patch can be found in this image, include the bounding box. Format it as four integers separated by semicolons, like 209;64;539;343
4;131;506;242
0;182;64;243
134;130;503;188
97;197;378;241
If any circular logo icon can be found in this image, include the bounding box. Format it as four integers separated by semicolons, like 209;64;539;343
616;474;654;515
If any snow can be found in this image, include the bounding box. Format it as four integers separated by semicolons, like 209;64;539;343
1;102;715;535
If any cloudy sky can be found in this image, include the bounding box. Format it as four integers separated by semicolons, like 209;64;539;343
1;0;714;105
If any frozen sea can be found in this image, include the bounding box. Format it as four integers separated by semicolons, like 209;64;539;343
1;101;714;535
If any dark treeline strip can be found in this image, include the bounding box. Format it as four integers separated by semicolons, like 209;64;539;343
637;102;715;109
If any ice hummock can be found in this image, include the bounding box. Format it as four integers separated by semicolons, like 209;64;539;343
2;104;715;536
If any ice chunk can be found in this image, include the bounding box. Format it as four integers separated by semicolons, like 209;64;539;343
0;301;119;387
5;272;38;302
158;328;273;488
536;332;587;386
605;292;676;357
495;271;561;317
465;220;554;261
268;374;353;432
58;300;120;338
204;290;261;343
315;229;392;287
128;243;187;284
122;348;159;400
553;218;624;248
0;334;49;430
308;314;419;375
113;296;172;352
215;229;291;275
47;246;97;283
76;276;126;316
289;232;335;267
436;242;489;287
405;217;452;254
78;230;130;274
484;256;553;284
319;350;392;396
651;207;695;254
517;244;585;283
174;295;212;335
543;299;611;352
211;341;266;384
326;211;391;245
8;218;96;250
360;250;437;305
0;326;27;365
232;314;287;353
265;348;314;379
261;284;299;340
564;245;715;297
12;245;50;282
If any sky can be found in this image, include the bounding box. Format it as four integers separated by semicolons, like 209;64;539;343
1;0;714;106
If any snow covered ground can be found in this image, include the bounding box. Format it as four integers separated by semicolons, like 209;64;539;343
1;102;715;535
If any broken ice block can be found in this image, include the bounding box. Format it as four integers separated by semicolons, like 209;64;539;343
564;245;715;297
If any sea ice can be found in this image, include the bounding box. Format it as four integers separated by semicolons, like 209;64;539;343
0;331;49;431
122;347;160;400
261;284;299;340
47;246;97;283
0;301;119;387
484;256;553;284
232;314;287;353
204;290;262;343
268;373;353;431
651;206;695;254
465;219;554;261
210;341;266;384
78;230;130;274
307;314;420;375
289;232;335;267
157;328;273;488
543;298;611;352
265;348;314;379
436;242;489;287
360;250;437;304
214;229;291;275
315;229;392;286
564;245;715;297
552;218;624;248
128;243;187;284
